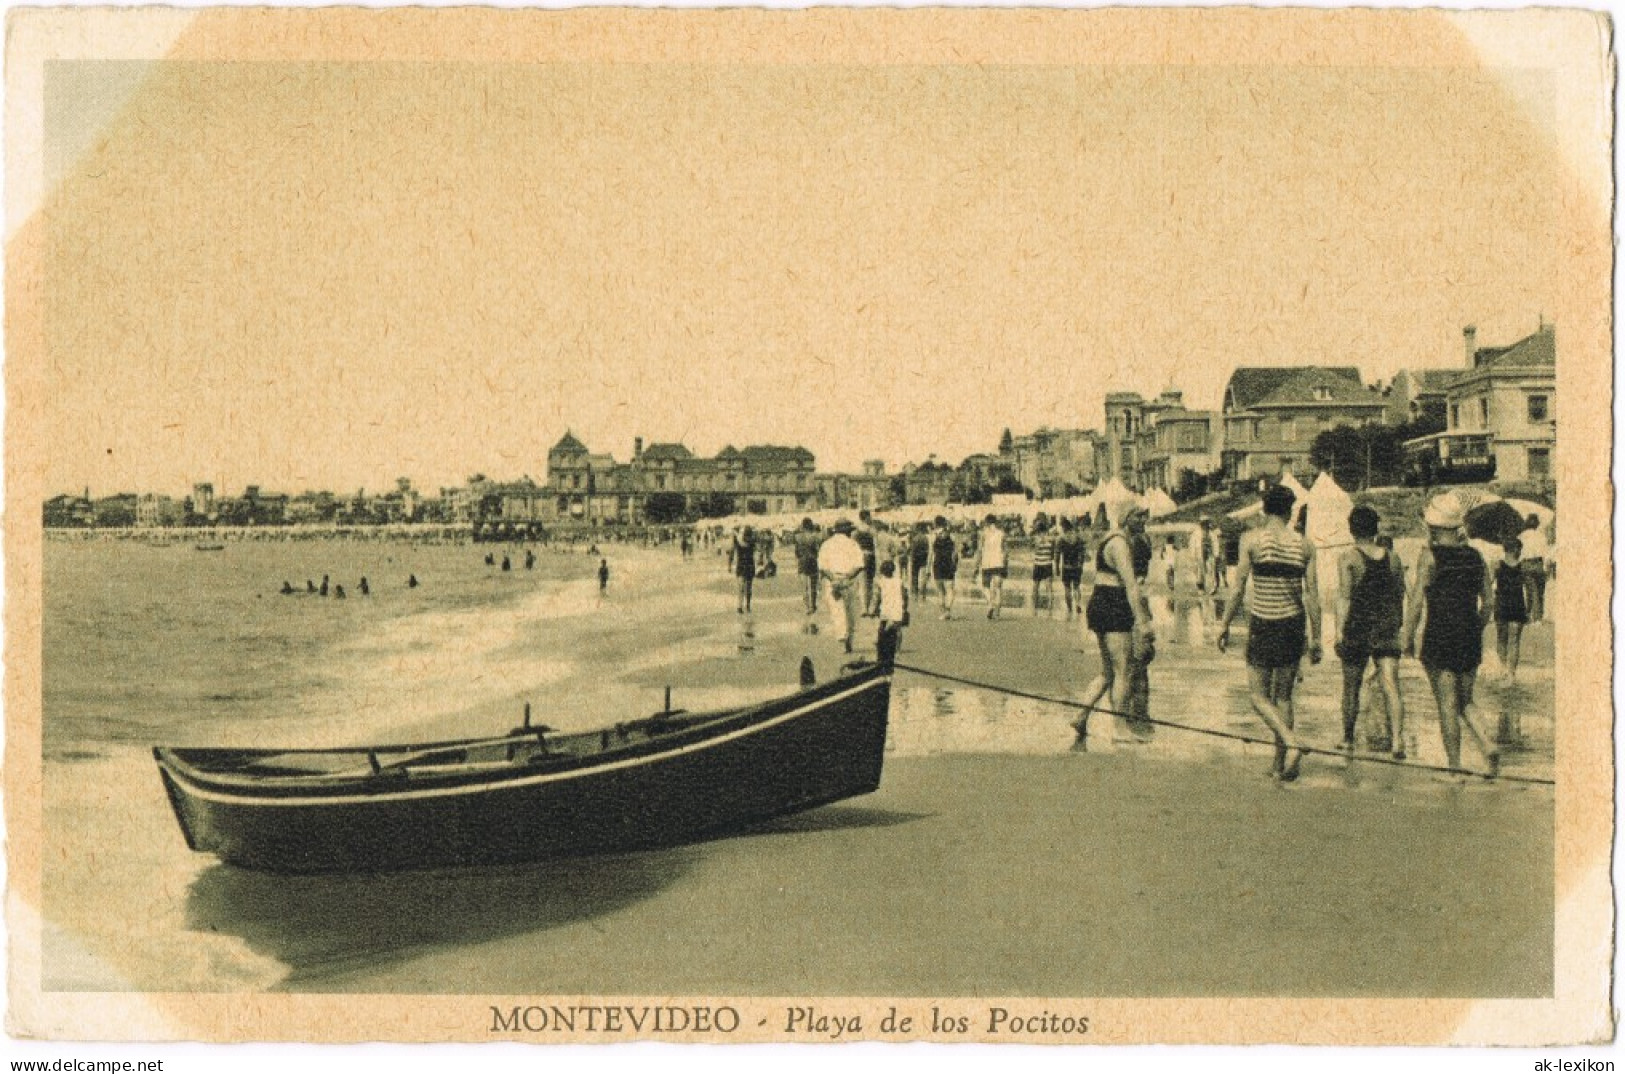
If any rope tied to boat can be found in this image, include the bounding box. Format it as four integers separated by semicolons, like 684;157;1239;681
888;660;1556;787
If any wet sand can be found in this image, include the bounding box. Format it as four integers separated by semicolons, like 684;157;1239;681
42;545;1554;997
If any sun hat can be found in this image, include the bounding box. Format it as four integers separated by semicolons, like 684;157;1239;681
1423;493;1466;530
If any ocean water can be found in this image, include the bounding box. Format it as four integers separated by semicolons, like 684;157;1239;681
43;537;602;755
37;535;1555;993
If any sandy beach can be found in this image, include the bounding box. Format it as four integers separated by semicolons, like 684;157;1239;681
41;538;1554;998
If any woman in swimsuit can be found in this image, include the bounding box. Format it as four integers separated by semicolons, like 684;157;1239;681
1402;494;1498;776
1217;485;1322;781
1072;500;1154;741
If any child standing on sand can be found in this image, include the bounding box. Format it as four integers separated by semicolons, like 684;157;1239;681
875;560;908;668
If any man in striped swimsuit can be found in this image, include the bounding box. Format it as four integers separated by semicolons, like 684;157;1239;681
1029;516;1059;617
1217;484;1322;781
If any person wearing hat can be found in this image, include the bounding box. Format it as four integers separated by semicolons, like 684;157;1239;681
818;519;866;653
1072;496;1155;741
1217;483;1321;782
1402;493;1499;776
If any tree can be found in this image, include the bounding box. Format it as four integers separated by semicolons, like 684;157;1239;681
644;492;687;524
1311;423;1406;490
998;428;1014;456
695;493;736;519
1174;467;1225;503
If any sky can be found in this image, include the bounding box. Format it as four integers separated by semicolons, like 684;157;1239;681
26;10;1603;498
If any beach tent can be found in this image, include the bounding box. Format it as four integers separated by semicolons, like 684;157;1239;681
1144;488;1179;518
1093;477;1134;507
1304;473;1354;634
1304;473;1354;550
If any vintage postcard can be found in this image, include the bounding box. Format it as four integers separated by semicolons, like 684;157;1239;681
4;4;1614;1052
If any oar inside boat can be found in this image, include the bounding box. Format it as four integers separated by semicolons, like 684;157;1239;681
153;660;893;872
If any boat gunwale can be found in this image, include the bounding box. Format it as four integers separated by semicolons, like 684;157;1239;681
154;669;890;805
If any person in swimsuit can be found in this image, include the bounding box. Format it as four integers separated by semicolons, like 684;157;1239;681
1125;513;1156;728
1056;517;1086;620
974;515;1008;619
1217;484;1322;782
1072;498;1154;742
1494;536;1528;682
1029;516;1058;617
909;523;932;600
733;527;756;614
794;517;823;621
928;516;959;619
1402;493;1499;776
1335;505;1406;759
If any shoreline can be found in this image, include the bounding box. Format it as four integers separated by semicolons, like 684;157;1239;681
40;538;1555;996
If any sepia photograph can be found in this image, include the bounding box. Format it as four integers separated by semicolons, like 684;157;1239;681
3;2;1614;1057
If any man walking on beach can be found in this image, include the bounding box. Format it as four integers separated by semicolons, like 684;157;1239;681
1217;484;1321;782
794;518;823;624
819;519;866;654
1057;516;1086;620
909;522;931;599
1334;505;1406;759
1403;494;1498;776
974;514;1008;619
929;516;959;620
855;510;879;617
1519;514;1549;622
1030;516;1058;617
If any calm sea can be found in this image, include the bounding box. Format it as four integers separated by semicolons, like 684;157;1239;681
42;536;595;756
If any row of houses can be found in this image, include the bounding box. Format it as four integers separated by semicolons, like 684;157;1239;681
1088;320;1556;494
46;320;1557;530
48;479;432;529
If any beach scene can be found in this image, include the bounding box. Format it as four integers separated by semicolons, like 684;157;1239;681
10;5;1611;1051
44;516;1554;997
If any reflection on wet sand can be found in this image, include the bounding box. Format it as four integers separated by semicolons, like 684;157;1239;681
188;849;701;988
185;803;924;988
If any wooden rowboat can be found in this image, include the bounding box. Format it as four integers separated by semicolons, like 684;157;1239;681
154;661;891;873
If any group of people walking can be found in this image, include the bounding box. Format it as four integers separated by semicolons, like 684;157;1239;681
707;484;1545;782
1195;487;1535;781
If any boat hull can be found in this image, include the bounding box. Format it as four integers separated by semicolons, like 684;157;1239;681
156;669;890;873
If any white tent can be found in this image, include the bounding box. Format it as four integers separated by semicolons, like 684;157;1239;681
1304;472;1354;551
1303;473;1354;635
1144;488;1179;518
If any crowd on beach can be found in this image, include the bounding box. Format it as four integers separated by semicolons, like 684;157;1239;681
717;486;1553;784
243;485;1549;785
